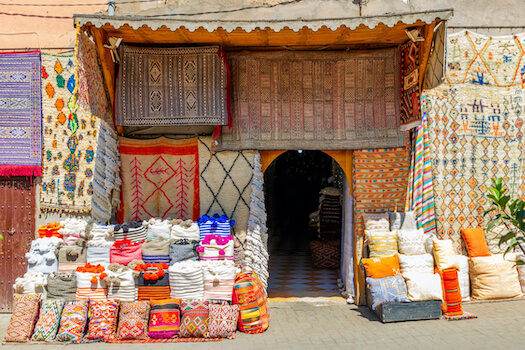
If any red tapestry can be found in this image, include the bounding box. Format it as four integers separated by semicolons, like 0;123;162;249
400;41;421;130
117;137;199;223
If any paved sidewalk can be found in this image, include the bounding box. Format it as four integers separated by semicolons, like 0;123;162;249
2;299;525;349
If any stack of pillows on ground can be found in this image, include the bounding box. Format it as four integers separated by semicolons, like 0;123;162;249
6;214;269;343
361;212;525;315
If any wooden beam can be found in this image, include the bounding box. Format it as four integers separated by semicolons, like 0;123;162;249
90;26;116;115
418;21;437;91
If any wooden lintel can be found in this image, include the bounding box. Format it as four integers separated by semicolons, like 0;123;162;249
90;26;116;115
419;21;437;91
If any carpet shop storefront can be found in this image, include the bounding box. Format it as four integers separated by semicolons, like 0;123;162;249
2;3;461;344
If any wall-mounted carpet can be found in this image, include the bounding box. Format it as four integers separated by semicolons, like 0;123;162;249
219;49;405;151
198;137;254;245
400;41;421;130
116;45;229;127
117;137;199;223
0;51;42;176
40;54;99;213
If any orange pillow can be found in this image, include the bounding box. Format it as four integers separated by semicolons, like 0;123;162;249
362;254;400;279
460;227;490;257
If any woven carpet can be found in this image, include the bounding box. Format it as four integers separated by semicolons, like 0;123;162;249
400;41;421;130
446;30;525;87
0;51;42;176
199;137;254;245
219;49;405;151
40;54;99;213
74;28;112;123
117;137;199;223
116;45;229;127
406;93;437;235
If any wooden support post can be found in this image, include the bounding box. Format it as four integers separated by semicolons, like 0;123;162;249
419;21;437;91
90;26;116;114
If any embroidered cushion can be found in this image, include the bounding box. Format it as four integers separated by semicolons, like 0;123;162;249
47;273;77;302
233;271;269;334
203;260;237;301
403;273;443;302
86;299;119;341
433;238;460;271
361;254;401;279
198;234;235;261
365;230;398;258
55;301;88;342
362;212;390;231
208;303;240;339
169;260;204;300
397;229;426;255
461;227;491;257
457;254;471;302
169;240;199;264
179;300;210;338
366;275;409;310
32;299;65;341
110;240;143;266
148;299;181;339
469;253;523;300
116;301;151;340
440;268;463;316
398;253;434;275
4;294;41;342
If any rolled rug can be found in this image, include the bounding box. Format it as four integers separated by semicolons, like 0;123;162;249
169;239;199;265
46;272;76;302
142;239;170;264
168;260;204;300
202;260;237;301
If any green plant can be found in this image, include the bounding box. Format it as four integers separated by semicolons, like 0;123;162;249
484;177;525;264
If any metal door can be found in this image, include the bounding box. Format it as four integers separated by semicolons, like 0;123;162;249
0;177;35;312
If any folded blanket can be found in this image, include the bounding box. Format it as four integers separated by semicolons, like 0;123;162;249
169;260;204;300
169;240;199;265
46;273;77;302
202;260;237;301
197;214;234;240
87;225;115;247
113;222;147;243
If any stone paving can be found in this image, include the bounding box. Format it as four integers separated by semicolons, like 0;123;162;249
2;299;525;349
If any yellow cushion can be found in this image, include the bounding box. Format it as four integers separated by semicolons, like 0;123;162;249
366;230;398;258
433;238;459;271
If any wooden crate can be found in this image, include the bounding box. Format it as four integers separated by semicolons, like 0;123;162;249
366;287;442;323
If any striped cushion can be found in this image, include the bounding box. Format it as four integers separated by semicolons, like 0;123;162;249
197;215;233;241
203;260;236;301
233;271;269;334
138;271;170;301
148;299;181;339
440;268;463;316
75;271;107;301
113;226;147;243
142;239;170;264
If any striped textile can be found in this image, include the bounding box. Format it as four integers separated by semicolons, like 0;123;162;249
86;246;110;266
57;246;87;273
232;271;269;334
148;299;181;339
168;260;204;300
106;267;137;302
75;271;107;301
197;215;233;240
137;271;170;301
406;94;437;235
198;235;234;261
113;226;147;243
110;241;143;266
202;261;236;301
142;239;170;264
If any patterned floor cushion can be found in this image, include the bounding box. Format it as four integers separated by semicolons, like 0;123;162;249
56;301;88;342
4;294;41;342
208;303;240;339
233;271;269;334
148;299;182;339
116;301;151;340
179;300;210;338
32;299;65;341
86;299;119;341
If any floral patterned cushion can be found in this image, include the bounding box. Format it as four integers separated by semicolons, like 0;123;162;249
56;301;88;342
148;299;181;339
208;303;240;339
32;299;65;341
4;294;41;342
179;300;209;338
86;299;119;341
116;301;151;340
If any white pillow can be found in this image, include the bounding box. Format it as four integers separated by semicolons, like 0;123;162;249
362;212;390;232
433;238;459;271
399;253;434;275
397;229;426;255
456;254;470;302
400;212;417;230
423;233;435;256
403;273;443;302
469;253;522;300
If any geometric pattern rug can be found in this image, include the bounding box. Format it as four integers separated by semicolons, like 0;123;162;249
40;54;99;213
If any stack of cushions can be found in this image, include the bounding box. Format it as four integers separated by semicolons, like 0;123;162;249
87;225;115;247
46;273;77;302
197;214;234;241
105;263;137;302
112;222;147;243
58;219;88;245
37;222;62;238
110;239;143;265
4;294;41;342
148;299;182;339
169;239;199;264
55;301;88;342
116;301;151;340
197;234;234;261
142;239;170;264
469;253;523;300
456;255;470;302
202;260;237;301
26;237;62;274
136;262;170;300
179;300;210;338
208;303;240;339
86;299;119;341
233;271;269;334
31;299;65;341
56;240;87;272
75;263;108;301
169;260;204;299
13;272;47;295
86;246;111;266
145;218;171;240
170;219;200;240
